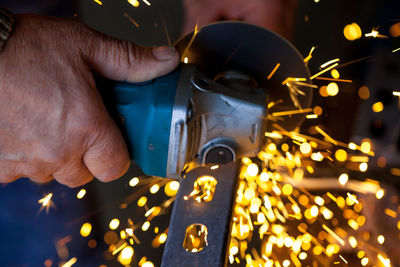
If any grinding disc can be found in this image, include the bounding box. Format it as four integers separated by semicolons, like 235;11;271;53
176;21;313;131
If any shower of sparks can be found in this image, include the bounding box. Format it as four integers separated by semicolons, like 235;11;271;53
225;123;394;266
123;13;140;28
51;10;399;267
267;63;281;80
93;0;103;5
365;28;388;39
38;193;54;214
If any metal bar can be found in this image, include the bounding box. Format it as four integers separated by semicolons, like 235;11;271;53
161;162;239;267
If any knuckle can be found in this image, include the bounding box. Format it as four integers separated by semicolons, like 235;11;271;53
95;162;130;182
55;174;94;188
29;175;54;185
0;174;19;183
112;40;142;70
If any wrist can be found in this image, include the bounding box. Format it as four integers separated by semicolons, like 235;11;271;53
0;7;14;52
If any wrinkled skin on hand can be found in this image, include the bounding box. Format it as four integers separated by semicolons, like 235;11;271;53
183;0;298;40
0;14;179;187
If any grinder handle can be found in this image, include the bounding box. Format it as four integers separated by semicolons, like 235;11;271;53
97;67;181;178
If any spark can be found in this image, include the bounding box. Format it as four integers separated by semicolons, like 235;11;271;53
376;189;385;199
271;108;312;117
93;0;103;5
390;168;400;176
185;176;217;202
123;13;140;28
118;246;134;265
320;58;340;69
76;189;86;199
310;63;339;80
165;181;180;197
384;209;397;218
181;24;199;62
304;46;316;64
129;177;139;187
109;218;120;230
347;192;359;204
338;174;349;186
281;77;307;85
365;28;388;39
265;132;283;139
150;184;160;194
267;63;281;80
80;223;92;237
38;193;54;214
339;255;348;264
315;126;338;145
343;23;362;41
372;101;384;112
350;156;369;162
322;224;345;246
112;242;128;255
61;258;77;267
142;0;151;6
127;0;140;7
315;77;352;83
377;254;391;267
306;114;318;119
393;48;400;53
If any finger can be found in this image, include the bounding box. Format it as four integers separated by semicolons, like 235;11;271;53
53;161;94;188
0;175;19;184
28;175;54;185
83;32;180;83
83;120;131;183
0;162;21;183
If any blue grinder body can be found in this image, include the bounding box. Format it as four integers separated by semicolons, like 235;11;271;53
99;67;181;178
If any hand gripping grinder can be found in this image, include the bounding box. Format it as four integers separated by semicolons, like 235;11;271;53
100;22;312;179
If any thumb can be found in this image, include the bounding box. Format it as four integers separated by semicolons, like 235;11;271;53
84;34;180;83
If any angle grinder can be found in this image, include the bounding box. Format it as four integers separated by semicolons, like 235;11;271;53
99;22;312;179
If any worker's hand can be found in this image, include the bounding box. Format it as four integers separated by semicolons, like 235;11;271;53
0;14;179;187
183;0;298;40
